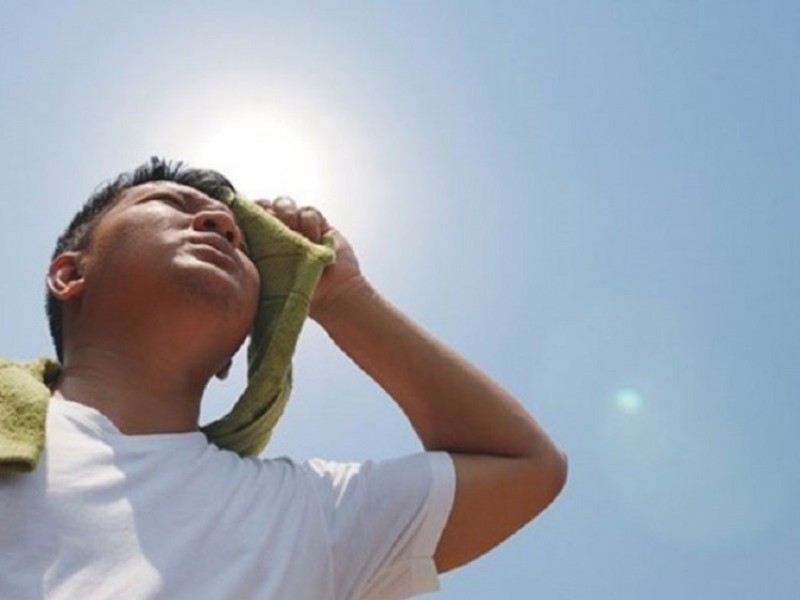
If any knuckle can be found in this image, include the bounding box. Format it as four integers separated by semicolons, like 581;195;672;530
273;196;296;208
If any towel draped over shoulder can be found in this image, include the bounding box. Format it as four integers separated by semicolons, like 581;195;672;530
0;190;335;474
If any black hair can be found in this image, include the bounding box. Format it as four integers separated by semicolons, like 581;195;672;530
46;156;236;362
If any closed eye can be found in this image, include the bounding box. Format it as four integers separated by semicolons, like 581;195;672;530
159;195;187;210
148;192;248;252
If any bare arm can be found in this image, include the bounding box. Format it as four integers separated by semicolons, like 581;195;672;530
311;276;567;572
262;198;568;572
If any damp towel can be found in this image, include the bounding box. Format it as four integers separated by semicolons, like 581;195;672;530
0;190;336;475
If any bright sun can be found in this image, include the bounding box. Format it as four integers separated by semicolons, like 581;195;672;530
194;114;321;202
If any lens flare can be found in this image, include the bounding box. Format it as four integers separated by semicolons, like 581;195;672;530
615;388;643;414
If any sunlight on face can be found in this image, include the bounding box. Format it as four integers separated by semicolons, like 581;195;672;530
149;100;388;254
187;108;383;427
195;114;321;201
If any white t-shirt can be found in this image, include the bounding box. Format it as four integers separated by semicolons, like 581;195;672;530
0;398;455;600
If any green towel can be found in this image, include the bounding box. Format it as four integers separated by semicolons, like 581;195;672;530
0;358;60;474
0;190;335;475
200;189;335;453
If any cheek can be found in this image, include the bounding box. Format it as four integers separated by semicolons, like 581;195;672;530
93;213;158;256
244;262;261;312
99;208;183;255
85;216;180;286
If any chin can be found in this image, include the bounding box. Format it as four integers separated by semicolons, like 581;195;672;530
172;262;252;310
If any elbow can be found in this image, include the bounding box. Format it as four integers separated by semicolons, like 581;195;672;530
538;446;568;504
552;448;569;499
521;446;569;519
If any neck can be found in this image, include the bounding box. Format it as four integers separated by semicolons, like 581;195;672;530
55;345;210;435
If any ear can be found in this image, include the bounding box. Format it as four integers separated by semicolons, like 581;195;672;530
47;252;86;301
215;358;232;381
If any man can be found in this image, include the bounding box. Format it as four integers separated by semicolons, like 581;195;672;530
0;158;567;599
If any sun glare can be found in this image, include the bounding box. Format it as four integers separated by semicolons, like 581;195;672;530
195;115;321;202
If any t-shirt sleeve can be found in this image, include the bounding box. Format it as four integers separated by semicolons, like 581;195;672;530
301;452;456;600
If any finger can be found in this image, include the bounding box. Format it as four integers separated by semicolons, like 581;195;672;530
318;212;331;234
271;196;299;229
273;196;296;211
254;200;275;216
298;207;323;243
302;204;331;234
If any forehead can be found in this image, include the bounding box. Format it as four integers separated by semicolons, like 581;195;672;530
121;181;235;217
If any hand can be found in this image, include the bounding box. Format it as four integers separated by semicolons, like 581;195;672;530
255;197;364;318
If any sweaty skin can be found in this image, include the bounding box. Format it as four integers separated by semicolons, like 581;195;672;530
266;196;568;573
48;185;567;574
49;182;260;435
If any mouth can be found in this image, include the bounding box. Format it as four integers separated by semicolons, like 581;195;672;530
188;234;240;270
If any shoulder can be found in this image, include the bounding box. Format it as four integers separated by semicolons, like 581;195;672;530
300;452;454;499
295;453;455;600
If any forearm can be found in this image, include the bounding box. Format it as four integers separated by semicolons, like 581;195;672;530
267;203;565;571
312;276;561;462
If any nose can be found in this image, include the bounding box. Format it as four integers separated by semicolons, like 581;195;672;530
192;209;243;249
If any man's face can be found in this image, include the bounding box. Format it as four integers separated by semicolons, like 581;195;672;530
78;181;260;349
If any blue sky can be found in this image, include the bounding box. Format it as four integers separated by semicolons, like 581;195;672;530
2;2;798;598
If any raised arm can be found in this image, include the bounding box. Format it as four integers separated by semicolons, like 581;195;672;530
263;198;568;573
